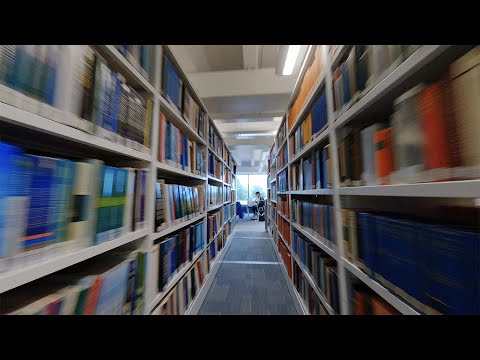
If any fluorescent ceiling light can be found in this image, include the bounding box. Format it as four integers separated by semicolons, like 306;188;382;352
283;45;301;75
237;132;276;137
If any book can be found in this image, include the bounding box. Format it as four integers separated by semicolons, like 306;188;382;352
374;128;394;185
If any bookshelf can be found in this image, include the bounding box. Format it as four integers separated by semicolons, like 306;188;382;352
267;44;480;315
0;45;237;315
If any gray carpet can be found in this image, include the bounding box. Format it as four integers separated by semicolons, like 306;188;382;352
198;229;297;315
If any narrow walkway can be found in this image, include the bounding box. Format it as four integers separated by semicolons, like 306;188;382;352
198;220;298;315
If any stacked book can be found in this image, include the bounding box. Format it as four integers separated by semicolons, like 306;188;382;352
278;215;291;246
291;143;332;190
207;209;224;242
292;261;328;315
292;231;339;313
291;200;336;245
154;180;205;232
152;256;205;315
208;151;224;180
288;46;324;129
158;112;206;176
154;221;205;291
183;87;207;139
115;45;153;81
289;91;328;157
0;141;147;272
0;250;147;315
343;207;480;315
278;196;290;218
340;46;480;187
0;45;153;153
332;45;420;115
208;126;224;159
207;184;223;207
278;239;292;279
162;55;183;112
278;168;289;193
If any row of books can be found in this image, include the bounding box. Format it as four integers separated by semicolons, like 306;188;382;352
288;46;324;130
0;141;147;271
162;55;183;113
1;250;147;315
269;204;277;225
154;181;205;232
353;284;399;315
291;144;332;190
278;196;290;218
115;45;153;81
278;169;288;192
208;126;224;159
207;184;223;207
207;209;224;242
158;113;206;176
276;116;287;148
208;151;224;180
277;142;288;170
230;189;236;204
342;46;480;187
332;45;420;114
224;185;231;203
344;209;480;315
154;221;205;291
292;261;328;315
162;54;207;140
152;255;205;315
291;200;336;245
271;181;277;199
289;92;328;157
224;203;233;223
224;150;233;170
225;167;232;185
183;88;207;139
277;239;292;279
292;231;340;313
0;45;152;153
278;215;291;246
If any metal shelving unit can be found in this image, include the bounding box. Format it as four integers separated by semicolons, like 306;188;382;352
0;44;237;316
267;44;476;316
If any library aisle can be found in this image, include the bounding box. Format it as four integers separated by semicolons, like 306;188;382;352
196;221;300;315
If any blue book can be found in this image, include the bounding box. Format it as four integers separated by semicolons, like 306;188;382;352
356;212;377;277
341;63;351;105
109;72;122;134
321;147;328;189
377;216;425;305
425;226;480;314
23;155;60;250
0;142;32;259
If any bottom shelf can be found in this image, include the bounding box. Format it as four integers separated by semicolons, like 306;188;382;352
268;232;306;315
344;259;420;315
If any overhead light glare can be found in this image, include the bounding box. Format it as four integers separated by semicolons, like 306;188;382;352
283;45;301;75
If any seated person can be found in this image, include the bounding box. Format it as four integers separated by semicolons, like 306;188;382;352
251;191;264;220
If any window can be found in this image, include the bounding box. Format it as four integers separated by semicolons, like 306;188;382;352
236;174;267;205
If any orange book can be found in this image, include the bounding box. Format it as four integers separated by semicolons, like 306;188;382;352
371;297;398;315
418;81;451;170
354;290;366;315
374;128;394;184
84;276;104;315
303;114;312;146
196;261;204;285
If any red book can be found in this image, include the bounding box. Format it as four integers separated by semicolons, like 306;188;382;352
371;297;398;315
374;128;394;185
418;81;451;170
196;261;204;285
84;276;104;315
354;290;366;315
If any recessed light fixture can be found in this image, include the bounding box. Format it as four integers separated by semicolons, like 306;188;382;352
283;45;301;75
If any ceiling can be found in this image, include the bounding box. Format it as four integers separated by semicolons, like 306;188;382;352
170;45;306;172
